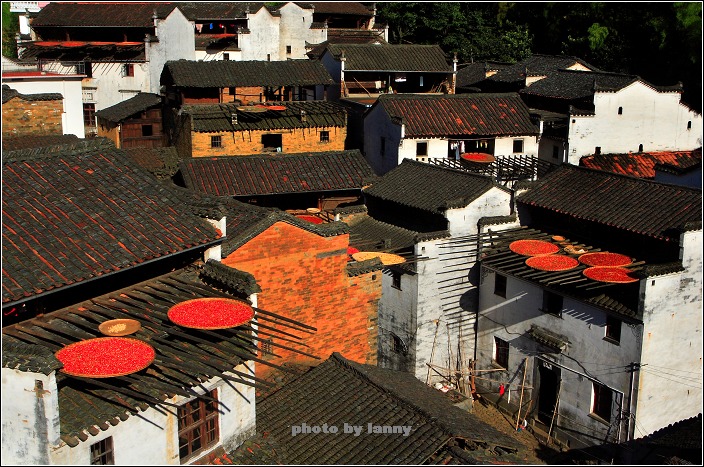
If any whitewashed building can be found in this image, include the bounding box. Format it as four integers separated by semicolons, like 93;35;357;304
341;160;513;385
363;93;540;175
473;165;702;450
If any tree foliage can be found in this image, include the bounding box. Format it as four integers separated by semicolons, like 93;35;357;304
375;2;701;108
2;3;19;58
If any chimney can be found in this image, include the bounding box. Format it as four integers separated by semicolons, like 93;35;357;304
300;110;307;124
231;113;238;125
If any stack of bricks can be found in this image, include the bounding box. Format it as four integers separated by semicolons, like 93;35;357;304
222;221;381;380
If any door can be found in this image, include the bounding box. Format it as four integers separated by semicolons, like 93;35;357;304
537;362;560;425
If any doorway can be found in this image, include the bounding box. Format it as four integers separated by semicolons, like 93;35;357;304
537;362;560;425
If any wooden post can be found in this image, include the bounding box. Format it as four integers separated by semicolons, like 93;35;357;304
515;357;528;431
547;384;562;445
425;320;440;385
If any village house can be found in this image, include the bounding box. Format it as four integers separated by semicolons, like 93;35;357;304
580;147;702;189
472;165;702;450
362;93;540;175
1;84;64;138
20;1;195;129
223;353;532;464
178;149;376;211
95;92;165;149
160;59;334;106
171;100;348;158
1;60;85;137
337;160;513;387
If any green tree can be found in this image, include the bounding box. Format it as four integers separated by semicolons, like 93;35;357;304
2;2;19;58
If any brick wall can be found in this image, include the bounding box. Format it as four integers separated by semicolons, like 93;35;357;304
2;98;63;137
222;221;381;380
191;126;346;157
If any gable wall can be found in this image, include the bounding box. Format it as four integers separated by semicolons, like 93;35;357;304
190;125;346;156
222;221;381;379
568;82;703;163
239;9;280;61
147;8;195;96
278;3;325;60
362;104;403;174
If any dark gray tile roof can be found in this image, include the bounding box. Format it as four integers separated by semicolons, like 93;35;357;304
122;147;181;180
303;2;374;16
181;100;346;132
2;84;62;104
527;324;569;351
179;149;375;196
645;413;702;450
516;165;702;241
323;43;451;72
19;42;146;63
161;59;334;88
363;159;503;212
456;61;511;89
175;2;269;20
194;33;238;51
2;265;312;448
2;134;80;151
95;93;162;123
375;92;538;137
346;214;423;252
251;353;523;464
30;2;178;27
486;54;600;84
2;140;221;305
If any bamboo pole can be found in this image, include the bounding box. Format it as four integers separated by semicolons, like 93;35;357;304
515;357;529;431
425;320;440;385
547;383;562;445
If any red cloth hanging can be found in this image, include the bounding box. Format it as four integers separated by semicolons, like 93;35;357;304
499;384;505;396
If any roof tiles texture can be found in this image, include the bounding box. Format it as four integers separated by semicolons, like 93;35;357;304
182;100;346;132
2;84;62;104
252;353;521;464
580;148;702;179
95;93;162;123
30;2;178;27
324;43;451;72
487;54;599;84
516;165;702;240
19;42;146;62
2;142;220;305
304;2;373;16
162;59;334;88
175;2;268;20
363;159;499;212
179;149;375;196
376;93;538;137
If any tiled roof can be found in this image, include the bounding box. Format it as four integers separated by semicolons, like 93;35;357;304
645;413;702;449
19;42;146;63
2;84;62;104
487;54;600;84
247;353;523;464
323;43;451;72
456;61;511;89
305;29;387;59
302;2;374;16
375;92;538;137
161;59;334;88
363;159;502;212
520;69;681;101
194;33;238;51
122;146;181;180
2;265;313;447
95;93;162;123
2;134;80;151
182;100;346;132
527;325;569;351
179;150;375;197
580;148;702;179
515;165;702;241
346;214;424;251
175;2;268;20
2;140;221;306
30;2;178;27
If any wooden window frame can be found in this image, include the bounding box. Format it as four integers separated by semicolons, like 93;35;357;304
591;382;612;423
319;130;330;142
178;389;219;462
604;316;621;344
211;135;222;148
90;437;114;465
494;336;509;369
83;103;96;127
391;270;402;290
122;63;134;77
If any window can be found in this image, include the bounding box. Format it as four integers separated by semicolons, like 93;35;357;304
419;75;424;87
83;61;93;78
223;53;229;60
380;137;386;157
416;141;428;157
494;274;506;298
319;130;330;142
541;291;563;316
512;139;523;153
552;145;559;159
687;121;692;130
90;437;114;465
391;333;404;353
591;382;612;422
638;144;643;152
267;54;271;61
262;133;282;151
83;103;96;127
178;390;219;462
494;336;509;368
122;64;134;77
286;45;292;54
617;106;623;115
595;146;601;155
141;124;153;137
604;316;621;344
391;270;402;290
211;135;222;148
